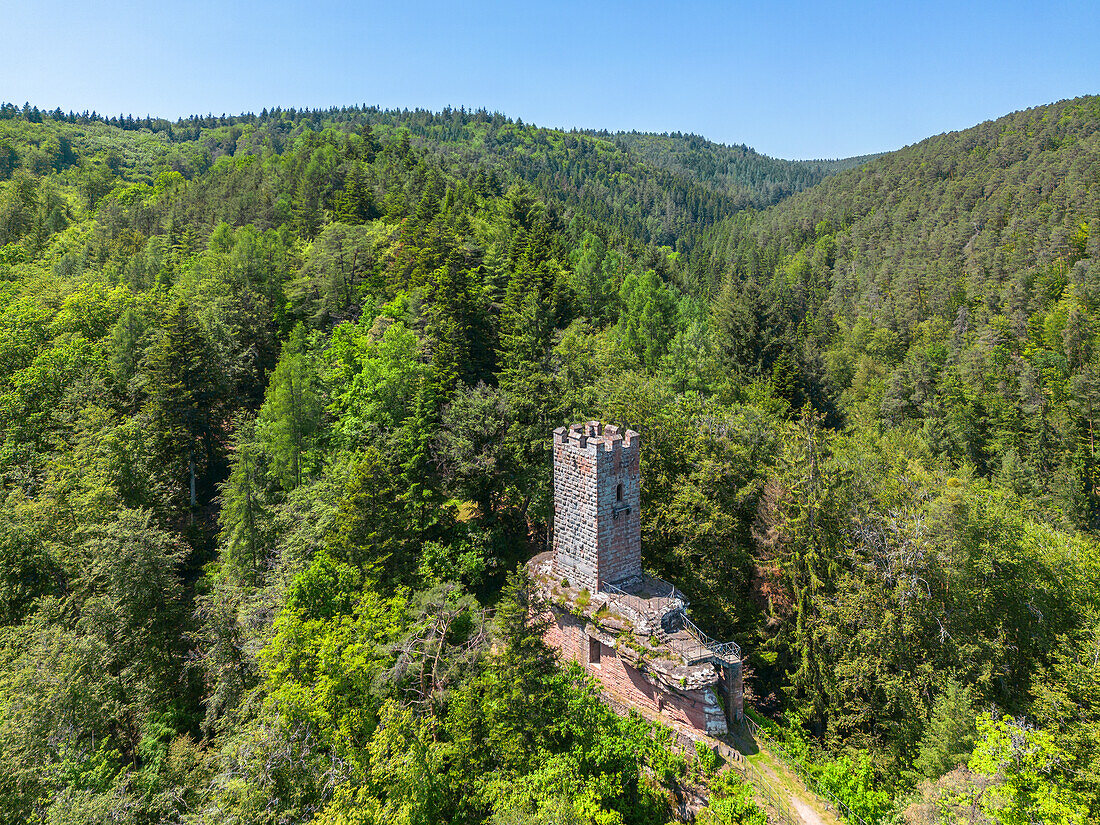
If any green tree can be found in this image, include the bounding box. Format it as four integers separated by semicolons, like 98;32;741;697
218;414;273;583
618;269;678;369
435;382;515;519
482;568;561;774
970;715;1091;825
914;678;978;780
142;300;221;508
333;163;378;224
258;324;323;492
287;221;388;325
0;513;57;624
108;307;148;389
697;771;766;825
327;448;415;586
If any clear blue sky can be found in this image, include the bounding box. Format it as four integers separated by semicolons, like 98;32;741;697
2;0;1097;159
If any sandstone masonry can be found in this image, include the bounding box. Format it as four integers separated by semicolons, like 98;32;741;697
532;422;744;740
552;422;641;591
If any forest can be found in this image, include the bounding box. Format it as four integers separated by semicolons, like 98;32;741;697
0;94;1098;825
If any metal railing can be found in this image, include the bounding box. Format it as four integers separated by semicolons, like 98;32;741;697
656;581;686;616
742;713;872;825
669;727;801;825
602;580;631;599
603;578;685;618
679;612;742;662
600;692;798;825
602;579;740;672
741;758;801;825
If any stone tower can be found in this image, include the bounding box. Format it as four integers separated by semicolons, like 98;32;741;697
552;421;641;591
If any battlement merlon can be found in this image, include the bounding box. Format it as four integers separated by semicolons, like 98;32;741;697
554;422;640;453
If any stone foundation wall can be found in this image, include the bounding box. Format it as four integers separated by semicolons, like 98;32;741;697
547;609;727;737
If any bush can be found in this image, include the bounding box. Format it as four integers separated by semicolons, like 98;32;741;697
695;740;722;776
697;770;766;825
816;753;891;825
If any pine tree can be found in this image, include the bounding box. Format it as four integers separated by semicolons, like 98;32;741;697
482;567;561;773
293;162;324;239
218;415;271;584
327;447;411;586
333;164;377;224
258;324;322;492
143;300;220;508
914;678;977;780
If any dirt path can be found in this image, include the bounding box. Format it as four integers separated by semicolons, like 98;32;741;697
723;726;841;825
790;795;831;825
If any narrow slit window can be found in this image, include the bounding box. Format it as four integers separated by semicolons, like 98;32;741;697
616;483;623;502
588;636;601;665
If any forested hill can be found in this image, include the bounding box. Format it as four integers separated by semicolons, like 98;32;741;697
0;102;849;251
1;94;1100;825
600;130;877;205
268;106;850;234
696;95;1100;304
691;95;1100;519
0;100;806;825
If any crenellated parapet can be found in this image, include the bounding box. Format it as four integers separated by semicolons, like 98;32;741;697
554;421;640;454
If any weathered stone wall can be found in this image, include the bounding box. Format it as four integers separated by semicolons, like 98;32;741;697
552;422;641;590
596;437;641;587
727;662;744;720
548;609;728;737
544;606;586;664
552;431;599;590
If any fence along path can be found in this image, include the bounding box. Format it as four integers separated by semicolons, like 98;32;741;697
740;714;871;825
600;693;837;825
708;731;825;825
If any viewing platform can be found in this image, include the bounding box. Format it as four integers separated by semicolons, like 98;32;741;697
530;550;742;703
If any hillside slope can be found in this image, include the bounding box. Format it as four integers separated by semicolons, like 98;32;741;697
605;130;875;204
328;106;853;245
690;95;1100;521
698;96;1100;310
0;102;852;253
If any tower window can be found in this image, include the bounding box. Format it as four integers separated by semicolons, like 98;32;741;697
616;483;623;502
588;637;601;665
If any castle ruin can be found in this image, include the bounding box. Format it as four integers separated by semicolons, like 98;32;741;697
529;421;743;738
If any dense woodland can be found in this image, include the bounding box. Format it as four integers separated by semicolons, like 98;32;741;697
0;95;1098;825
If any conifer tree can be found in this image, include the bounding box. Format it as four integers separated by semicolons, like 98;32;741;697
258;324;322;492
218;414;271;584
483;568;560;773
143;300;220;508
